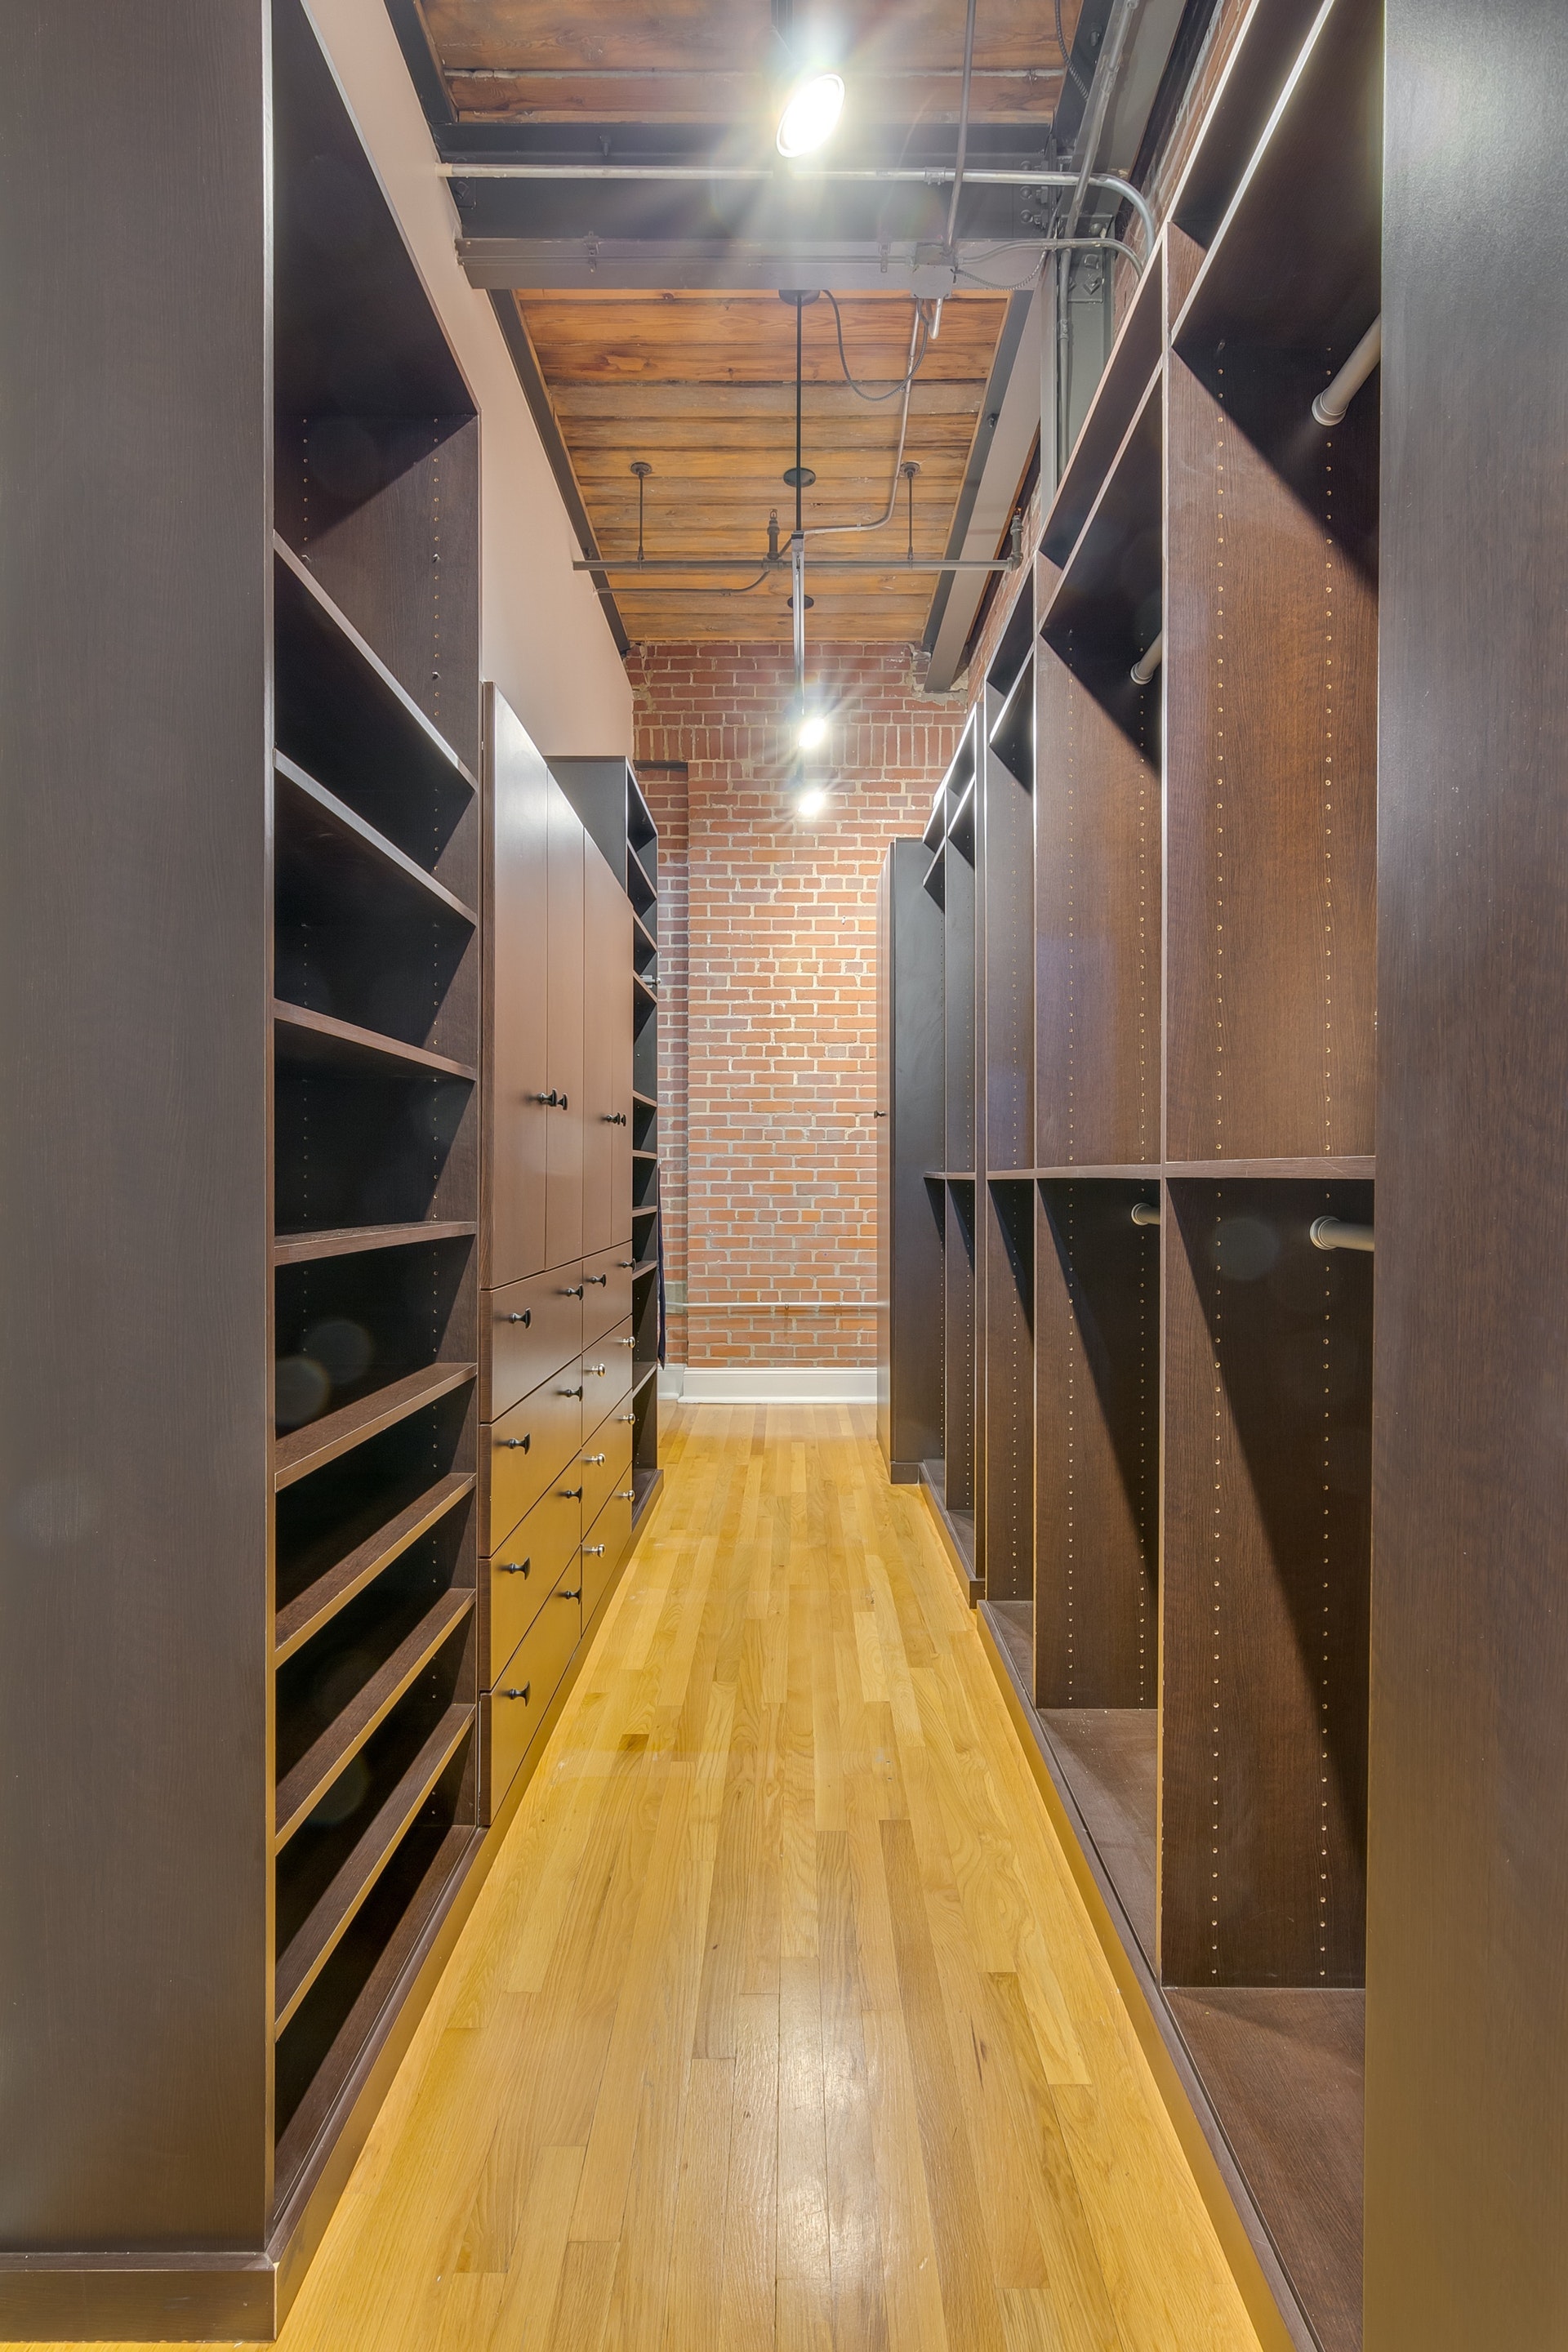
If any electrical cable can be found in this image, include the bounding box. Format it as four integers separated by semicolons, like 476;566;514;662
1055;0;1089;95
805;299;924;541
623;569;774;597
822;289;931;403
955;232;1143;291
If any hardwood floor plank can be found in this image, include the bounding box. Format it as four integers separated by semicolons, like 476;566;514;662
817;1828;891;2352
659;2057;735;2352
881;1814;1010;2350
483;2146;586;2350
777;1950;833;2287
717;1990;782;2352
544;2238;619;2352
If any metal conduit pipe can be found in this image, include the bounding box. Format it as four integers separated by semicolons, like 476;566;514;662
1130;630;1163;686
1310;1216;1374;1253
439;164;1157;254
1063;0;1141;242
1312;315;1383;425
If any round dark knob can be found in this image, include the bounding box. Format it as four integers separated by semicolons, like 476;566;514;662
501;1682;531;1702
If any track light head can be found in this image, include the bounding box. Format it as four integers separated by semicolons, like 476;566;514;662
776;72;844;158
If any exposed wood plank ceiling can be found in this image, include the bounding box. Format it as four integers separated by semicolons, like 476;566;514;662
416;0;1084;126
402;0;1080;642
516;288;1007;641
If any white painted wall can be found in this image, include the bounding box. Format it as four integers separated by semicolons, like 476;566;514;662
304;0;633;757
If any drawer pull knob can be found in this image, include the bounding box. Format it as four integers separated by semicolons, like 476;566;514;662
581;1544;606;1557
507;1309;532;1325
500;1557;532;1577
586;1363;608;1377
559;1484;584;1499
499;1434;532;1452
586;1272;608;1285
617;1260;637;1268
533;1089;558;1107
617;1413;636;1424
558;1093;569;1111
559;1588;582;1602
559;1383;584;1398
501;1682;532;1703
583;1452;606;1466
561;1284;584;1298
616;1336;635;1346
616;1489;635;1502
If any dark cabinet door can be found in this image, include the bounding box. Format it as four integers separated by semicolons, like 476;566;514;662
485;689;549;1285
545;782;585;1267
581;844;626;1257
610;884;635;1241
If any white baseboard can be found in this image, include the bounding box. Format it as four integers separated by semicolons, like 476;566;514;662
660;1363;877;1405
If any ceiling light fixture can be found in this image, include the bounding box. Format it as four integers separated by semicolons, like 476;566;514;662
776;72;844;159
797;787;828;817
798;714;827;751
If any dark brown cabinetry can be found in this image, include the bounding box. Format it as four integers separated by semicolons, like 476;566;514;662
549;757;664;1521
477;708;658;1826
882;5;1398;2347
875;840;944;1484
2;0;490;2328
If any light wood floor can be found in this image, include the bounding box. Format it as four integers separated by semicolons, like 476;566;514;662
15;1407;1260;2352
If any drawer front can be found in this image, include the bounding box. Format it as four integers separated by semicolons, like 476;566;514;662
488;1480;582;1673
582;1243;635;1344
580;1490;633;1627
576;1416;633;1534
484;1562;583;1812
487;1266;583;1422
581;1320;635;1425
488;1363;585;1551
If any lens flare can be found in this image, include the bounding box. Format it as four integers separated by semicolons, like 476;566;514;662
798;713;828;751
798;787;828;817
777;73;845;159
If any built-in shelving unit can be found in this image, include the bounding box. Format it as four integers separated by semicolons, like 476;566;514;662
884;4;1383;2347
265;0;482;2232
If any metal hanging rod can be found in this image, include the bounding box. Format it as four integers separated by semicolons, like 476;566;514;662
1130;1200;1160;1227
1310;1215;1374;1253
1312;316;1382;425
439;163;1156;249
1130;629;1163;686
572;552;1020;575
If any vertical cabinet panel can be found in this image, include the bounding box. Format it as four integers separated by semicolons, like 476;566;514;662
581;845;630;1258
484;688;549;1287
545;786;585;1269
877;842;944;1479
1160;1180;1372;1989
1033;647;1160;1168
1164;352;1378;1163
1034;1181;1158;1709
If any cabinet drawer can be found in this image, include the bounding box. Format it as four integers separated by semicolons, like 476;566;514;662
580;1490;633;1627
582;1243;635;1344
488;1480;582;1674
486;1264;583;1421
483;1561;583;1812
488;1364;585;1551
581;1320;635;1424
576;1417;633;1535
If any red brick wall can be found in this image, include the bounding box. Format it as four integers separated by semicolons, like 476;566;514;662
629;642;968;1367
